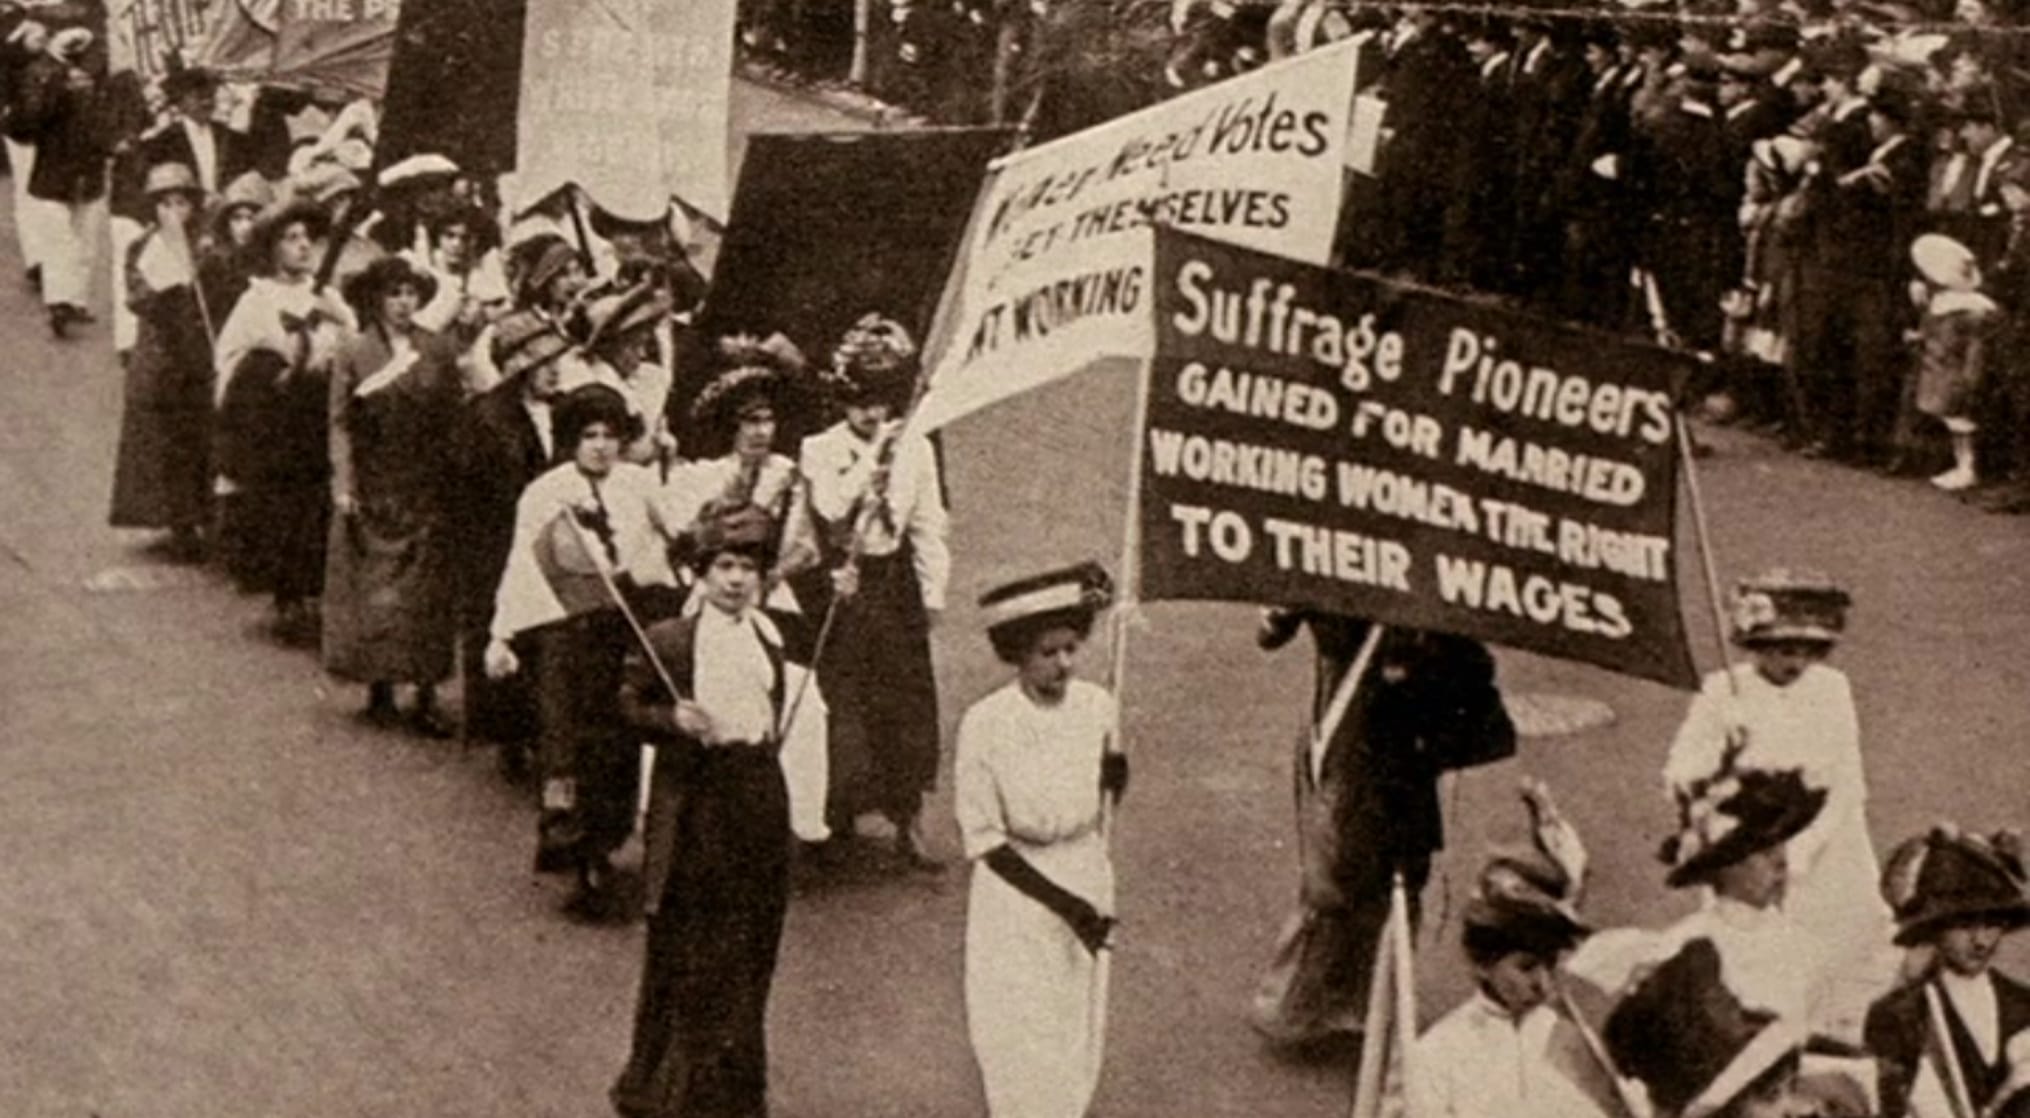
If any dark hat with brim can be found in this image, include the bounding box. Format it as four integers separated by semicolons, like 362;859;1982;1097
1463;851;1593;957
1606;938;1805;1118
823;313;918;408
1882;827;2030;946
551;383;636;456
1662;767;1828;888
248;199;333;275
492;310;574;383
693;333;808;433
343;255;440;323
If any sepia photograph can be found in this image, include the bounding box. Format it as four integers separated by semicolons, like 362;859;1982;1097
1;0;2027;1115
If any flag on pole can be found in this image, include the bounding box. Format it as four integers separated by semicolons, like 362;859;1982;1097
1350;873;1418;1118
533;502;623;620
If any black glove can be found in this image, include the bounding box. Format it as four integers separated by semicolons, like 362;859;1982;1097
1100;753;1129;803
984;844;1115;956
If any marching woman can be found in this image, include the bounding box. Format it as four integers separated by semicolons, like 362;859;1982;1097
198;171;273;320
609;502;838;1118
955;562;1125;1118
577;283;677;466
663;336;831;844
1663;568;1896;1033
211;198;356;642
320;256;463;735
484;384;679;916
108;163;215;562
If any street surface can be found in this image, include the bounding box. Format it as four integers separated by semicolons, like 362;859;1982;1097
3;78;2028;1117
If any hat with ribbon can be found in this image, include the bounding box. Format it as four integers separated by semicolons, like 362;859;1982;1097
1605;938;1805;1118
1661;751;1828;888
1729;567;1851;647
491;310;574;384
1880;825;2030;946
979;561;1116;658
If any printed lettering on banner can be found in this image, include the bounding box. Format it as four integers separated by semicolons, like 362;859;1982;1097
107;0;217;77
1137;230;1698;688
516;0;737;221
910;38;1365;435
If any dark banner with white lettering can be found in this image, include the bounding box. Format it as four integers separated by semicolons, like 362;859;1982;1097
1138;230;1698;688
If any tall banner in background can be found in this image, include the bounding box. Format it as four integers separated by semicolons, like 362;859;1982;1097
270;0;398;97
910;37;1365;436
1138;231;1698;687
516;0;737;222
107;0;217;77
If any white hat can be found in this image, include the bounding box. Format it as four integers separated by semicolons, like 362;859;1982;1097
48;27;92;59
377;153;459;189
1912;233;1980;291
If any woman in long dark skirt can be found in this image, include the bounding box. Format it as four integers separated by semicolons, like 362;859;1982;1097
198;170;273;585
109;163;214;560
321;255;463;733
211;198;354;642
609;503;842;1118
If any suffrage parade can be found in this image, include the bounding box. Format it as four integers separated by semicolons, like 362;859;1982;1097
1;1;2028;1117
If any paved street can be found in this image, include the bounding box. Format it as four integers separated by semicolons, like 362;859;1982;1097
4;79;2029;1118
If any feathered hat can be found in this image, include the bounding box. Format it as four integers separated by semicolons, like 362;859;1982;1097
1880;825;2030;947
1464;780;1594;957
823;313;917;408
691;332;808;433
1661;746;1827;889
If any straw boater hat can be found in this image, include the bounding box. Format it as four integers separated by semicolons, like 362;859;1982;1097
823;313;917;408
143;162;204;204
1880;825;2030;947
342;255;438;323
1661;760;1827;888
377;153;459;192
1606;938;1805;1118
692;333;808;433
1729;567;1850;647
1912;233;1983;292
978;562;1115;661
491;310;574;383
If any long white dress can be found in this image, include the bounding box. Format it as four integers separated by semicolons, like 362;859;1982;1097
1662;661;1898;1036
956;679;1116;1118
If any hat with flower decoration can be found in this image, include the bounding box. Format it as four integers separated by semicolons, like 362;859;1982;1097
692;332;808;433
822;313;917;408
1730;567;1850;647
1880;824;2030;946
1661;745;1827;888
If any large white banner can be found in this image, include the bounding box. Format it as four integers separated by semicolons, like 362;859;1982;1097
910;38;1364;435
516;0;737;223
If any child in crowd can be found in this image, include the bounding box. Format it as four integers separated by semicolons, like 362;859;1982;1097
1907;233;2001;492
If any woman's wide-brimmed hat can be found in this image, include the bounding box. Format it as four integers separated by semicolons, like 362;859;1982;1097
1730;567;1851;647
689;501;778;569
248;199;333;274
492;310;574;383
1913;233;1983;291
822;312;917;408
980;561;1116;647
1661;763;1828;889
511;233;581;306
1605;938;1804;1118
342;255;439;322
583;282;672;354
692;333;808;431
143;161;204;202
1881;825;2030;947
1462;847;1594;958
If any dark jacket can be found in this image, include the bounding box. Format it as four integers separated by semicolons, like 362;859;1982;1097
619;607;816;913
448;385;551;624
15;54;108;203
1865;969;2030;1118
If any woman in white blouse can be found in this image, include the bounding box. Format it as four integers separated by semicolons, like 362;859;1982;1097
955;562;1126;1118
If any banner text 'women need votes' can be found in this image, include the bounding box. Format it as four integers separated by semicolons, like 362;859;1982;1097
1138;231;1698;688
910;38;1364;435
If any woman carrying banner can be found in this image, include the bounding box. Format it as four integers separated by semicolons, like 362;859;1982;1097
320;256;464;736
662;335;831;846
954;562;1124;1118
608;501;839;1118
108;163;215;562
1662;568;1897;1035
211;198;356;643
1250;608;1517;1045
484;383;679;917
